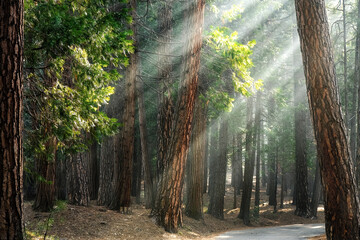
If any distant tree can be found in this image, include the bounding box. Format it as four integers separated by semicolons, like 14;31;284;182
267;96;277;208
110;0;137;212
356;0;360;185
137;76;154;208
254;92;262;217
238;96;255;224
295;0;360;238
293;25;311;218
207;123;219;213
0;0;25;238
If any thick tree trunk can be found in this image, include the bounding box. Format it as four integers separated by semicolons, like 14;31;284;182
295;1;360;238
153;0;205;232
33;138;56;212
0;0;24;237
185;96;207;220
239;96;255;225
66;152;89;206
97;135;115;206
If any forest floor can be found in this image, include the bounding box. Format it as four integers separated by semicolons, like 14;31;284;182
25;185;325;240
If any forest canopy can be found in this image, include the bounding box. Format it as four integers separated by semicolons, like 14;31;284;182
2;0;360;239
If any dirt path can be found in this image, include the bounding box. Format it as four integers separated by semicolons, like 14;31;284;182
25;186;325;239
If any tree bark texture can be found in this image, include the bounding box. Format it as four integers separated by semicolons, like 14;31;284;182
110;1;137;210
185;95;207;220
66;152;90;206
295;1;360;238
153;0;205;232
88;141;99;200
156;0;174;179
97;136;115;206
0;0;24;237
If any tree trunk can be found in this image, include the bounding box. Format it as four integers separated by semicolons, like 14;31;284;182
239;96;255;225
132;130;142;204
294;25;311;217
342;0;348;126
254;93;262;217
295;1;360;238
185;95;207;220
156;0;174;180
56;155;67;200
33;138;56;212
280;166;285;209
109;0;137;212
209;115;228;219
207;123;218;213
268;97;277;207
88;141;99;200
350;0;358;164
355;0;360;186
233;134;238;209
203;131;209;194
237;133;243;195
153;0;205;232
97;135;115;206
0;0;24;237
137;76;154;209
311;157;321;218
66;152;89;206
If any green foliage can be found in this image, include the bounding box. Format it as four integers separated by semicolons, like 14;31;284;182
24;0;133;158
203;26;262;116
221;4;244;23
